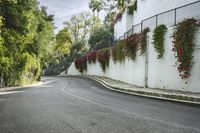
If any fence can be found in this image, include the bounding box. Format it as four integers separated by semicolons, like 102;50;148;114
119;0;200;40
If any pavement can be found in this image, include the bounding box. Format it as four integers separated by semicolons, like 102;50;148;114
0;76;200;133
65;75;200;105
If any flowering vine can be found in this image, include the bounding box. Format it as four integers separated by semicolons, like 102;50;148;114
97;48;110;72
172;18;199;79
74;56;87;73
111;40;126;63
87;51;97;64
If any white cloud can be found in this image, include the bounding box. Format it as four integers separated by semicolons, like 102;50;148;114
39;0;90;32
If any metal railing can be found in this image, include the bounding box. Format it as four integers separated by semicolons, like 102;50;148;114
121;0;200;39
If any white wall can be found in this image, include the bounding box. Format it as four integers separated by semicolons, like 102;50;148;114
68;28;200;93
114;0;199;39
133;0;197;25
114;13;127;39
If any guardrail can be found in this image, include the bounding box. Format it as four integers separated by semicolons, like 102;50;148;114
121;0;200;40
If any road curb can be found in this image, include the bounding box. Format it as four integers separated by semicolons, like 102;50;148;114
65;75;200;105
0;81;43;92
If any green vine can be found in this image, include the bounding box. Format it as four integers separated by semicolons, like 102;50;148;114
152;24;167;59
172;18;198;79
125;33;140;61
127;0;137;15
111;40;126;63
97;48;110;72
140;28;150;55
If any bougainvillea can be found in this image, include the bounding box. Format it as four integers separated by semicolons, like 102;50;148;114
172;18;199;79
74;56;87;73
152;24;167;59
124;33;141;60
87;51;97;64
111;40;126;63
97;48;110;72
140;28;150;55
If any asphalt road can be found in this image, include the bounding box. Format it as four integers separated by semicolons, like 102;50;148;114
0;76;200;133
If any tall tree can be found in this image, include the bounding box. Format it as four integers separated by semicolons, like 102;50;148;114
0;0;54;86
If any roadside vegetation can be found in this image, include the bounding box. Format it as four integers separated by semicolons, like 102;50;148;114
0;0;54;87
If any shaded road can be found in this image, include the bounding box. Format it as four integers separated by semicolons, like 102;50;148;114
0;76;200;133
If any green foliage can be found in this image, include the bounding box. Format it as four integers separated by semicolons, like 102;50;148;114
97;48;110;72
111;40;125;63
140;28;150;55
54;28;72;56
127;0;137;15
125;33;141;61
172;18;198;79
0;0;54;86
89;26;113;50
152;24;167;59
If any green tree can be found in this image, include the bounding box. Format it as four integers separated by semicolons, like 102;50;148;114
89;25;113;50
0;0;54;86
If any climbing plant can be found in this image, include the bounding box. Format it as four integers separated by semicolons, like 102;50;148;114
111;40;126;63
127;0;137;15
152;24;167;59
97;48;110;72
140;28;150;55
87;51;97;64
75;56;87;73
124;33;141;60
172;18;199;79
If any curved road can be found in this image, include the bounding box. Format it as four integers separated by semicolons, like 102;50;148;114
0;76;200;133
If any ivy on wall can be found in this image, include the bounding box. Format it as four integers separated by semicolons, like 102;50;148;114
125;33;140;60
140;28;150;55
75;56;87;73
111;40;126;63
87;51;97;64
172;18;199;79
97;48;111;72
73;18;200;81
152;24;167;59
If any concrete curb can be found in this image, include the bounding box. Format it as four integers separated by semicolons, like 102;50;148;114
65;75;200;105
0;81;43;92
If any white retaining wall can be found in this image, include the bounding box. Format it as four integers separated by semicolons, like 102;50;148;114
114;0;198;39
68;27;200;93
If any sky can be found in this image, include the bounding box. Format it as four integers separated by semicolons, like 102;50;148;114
39;0;91;32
